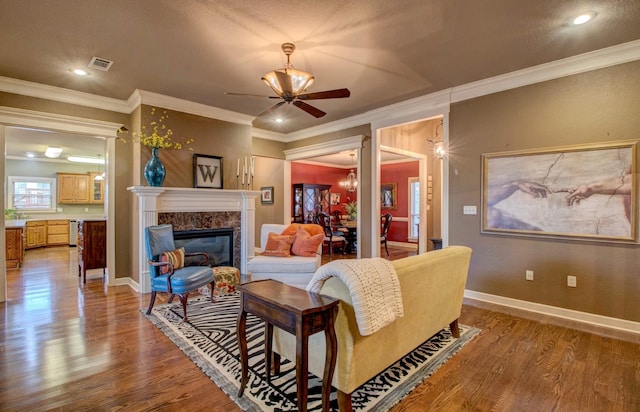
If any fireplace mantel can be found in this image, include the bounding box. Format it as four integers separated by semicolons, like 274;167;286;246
128;186;260;293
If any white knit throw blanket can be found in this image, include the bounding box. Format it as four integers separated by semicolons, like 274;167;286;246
306;258;403;336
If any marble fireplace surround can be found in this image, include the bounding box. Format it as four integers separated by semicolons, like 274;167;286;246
128;186;260;294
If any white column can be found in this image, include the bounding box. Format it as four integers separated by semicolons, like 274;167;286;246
129;186;165;294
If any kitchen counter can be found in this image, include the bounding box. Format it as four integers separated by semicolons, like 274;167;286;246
5;219;26;228
5;215;106;225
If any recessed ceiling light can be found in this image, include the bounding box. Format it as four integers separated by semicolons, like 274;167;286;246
26;152;35;158
72;68;89;76
573;13;596;25
275;118;284;123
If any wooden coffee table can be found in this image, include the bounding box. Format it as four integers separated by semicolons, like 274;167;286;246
236;279;339;412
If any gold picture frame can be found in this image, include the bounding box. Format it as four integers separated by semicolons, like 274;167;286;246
381;182;397;210
482;141;637;242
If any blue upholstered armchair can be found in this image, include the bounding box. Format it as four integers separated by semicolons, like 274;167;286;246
145;224;215;321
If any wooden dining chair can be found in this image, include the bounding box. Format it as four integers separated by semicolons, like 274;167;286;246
315;212;348;260
380;213;393;258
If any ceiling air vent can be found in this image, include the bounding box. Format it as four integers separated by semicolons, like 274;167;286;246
88;56;113;71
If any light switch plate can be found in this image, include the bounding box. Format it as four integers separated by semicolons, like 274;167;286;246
463;205;477;215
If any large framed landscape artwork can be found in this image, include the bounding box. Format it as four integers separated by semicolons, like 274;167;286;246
481;141;637;243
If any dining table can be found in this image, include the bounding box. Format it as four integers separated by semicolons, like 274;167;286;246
332;220;357;253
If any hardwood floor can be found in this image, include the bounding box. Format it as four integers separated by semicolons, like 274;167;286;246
1;246;638;411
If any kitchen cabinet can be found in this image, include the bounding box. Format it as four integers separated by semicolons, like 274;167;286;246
292;183;331;223
78;219;106;283
47;219;70;246
25;221;47;249
57;173;90;204
6;227;24;269
89;172;104;204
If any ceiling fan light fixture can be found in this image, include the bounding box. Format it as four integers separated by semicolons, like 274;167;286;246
262;68;314;97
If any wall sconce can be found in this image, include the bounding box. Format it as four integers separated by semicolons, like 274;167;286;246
433;141;446;158
427;120;446;159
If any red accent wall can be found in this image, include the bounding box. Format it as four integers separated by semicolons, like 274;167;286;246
291;163;357;215
380;161;419;242
292;161;418;243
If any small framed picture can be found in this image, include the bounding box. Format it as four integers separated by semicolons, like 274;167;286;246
330;192;341;205
193;154;223;189
261;186;274;204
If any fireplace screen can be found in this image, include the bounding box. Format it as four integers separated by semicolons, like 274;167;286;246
173;228;233;268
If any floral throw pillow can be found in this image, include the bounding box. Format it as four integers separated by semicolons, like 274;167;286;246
159;247;185;274
291;226;324;257
262;232;294;257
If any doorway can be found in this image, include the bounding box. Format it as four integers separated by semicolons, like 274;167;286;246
0;108;120;302
374;115;446;255
284;135;364;258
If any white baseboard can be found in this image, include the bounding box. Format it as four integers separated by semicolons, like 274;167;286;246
114;276;140;292
387;241;417;250
464;289;640;336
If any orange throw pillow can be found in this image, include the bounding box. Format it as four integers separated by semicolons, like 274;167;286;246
261;232;294;257
291;226;324;257
159;247;185;274
281;223;324;237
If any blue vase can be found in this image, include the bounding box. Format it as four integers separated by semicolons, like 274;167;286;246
144;147;166;187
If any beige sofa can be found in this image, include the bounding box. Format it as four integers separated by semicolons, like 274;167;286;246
247;223;322;289
273;245;472;411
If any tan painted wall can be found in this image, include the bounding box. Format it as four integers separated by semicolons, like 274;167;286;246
449;61;640;322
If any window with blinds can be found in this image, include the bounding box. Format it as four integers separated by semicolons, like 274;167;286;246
7;176;56;212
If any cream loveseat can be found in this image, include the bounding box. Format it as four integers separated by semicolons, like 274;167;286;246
246;223;322;289
273;245;473;411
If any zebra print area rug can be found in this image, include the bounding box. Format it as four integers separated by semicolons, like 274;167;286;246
145;293;479;411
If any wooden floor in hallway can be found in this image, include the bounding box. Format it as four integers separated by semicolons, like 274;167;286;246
1;246;638;411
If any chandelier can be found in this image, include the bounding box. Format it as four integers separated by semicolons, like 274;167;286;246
339;153;358;192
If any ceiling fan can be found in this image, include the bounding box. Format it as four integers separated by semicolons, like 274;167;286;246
226;43;350;118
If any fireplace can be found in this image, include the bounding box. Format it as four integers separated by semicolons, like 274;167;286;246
174;228;233;267
128;186;260;294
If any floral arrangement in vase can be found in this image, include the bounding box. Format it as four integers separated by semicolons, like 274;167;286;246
344;199;357;220
118;107;194;186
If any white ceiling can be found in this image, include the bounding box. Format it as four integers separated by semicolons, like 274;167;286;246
2;1;640;159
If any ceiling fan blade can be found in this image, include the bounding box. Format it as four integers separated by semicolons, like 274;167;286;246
293;101;326;118
256;101;286;117
225;92;280;99
296;88;350;100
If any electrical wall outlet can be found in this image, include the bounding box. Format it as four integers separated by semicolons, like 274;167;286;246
84;207;89;212
567;275;577;287
463;205;477;215
525;270;534;281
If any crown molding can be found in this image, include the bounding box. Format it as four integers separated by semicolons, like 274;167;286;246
284;135;364;160
0;105;122;136
131;89;255;127
251;127;288;141
2;40;638;141
0;75;131;113
451;39;640;103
